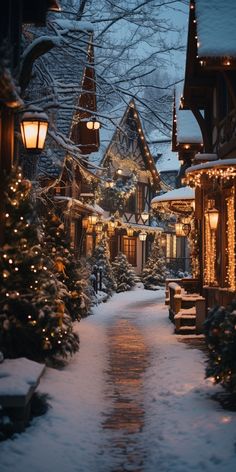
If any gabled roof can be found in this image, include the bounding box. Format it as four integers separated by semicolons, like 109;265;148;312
91;99;161;190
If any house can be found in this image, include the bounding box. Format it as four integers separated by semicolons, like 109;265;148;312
182;0;236;308
90;100;163;274
22;7;101;254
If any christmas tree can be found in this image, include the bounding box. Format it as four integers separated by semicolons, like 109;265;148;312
90;236;116;296
142;238;167;289
0;167;79;362
112;252;136;292
204;302;236;392
42;210;92;320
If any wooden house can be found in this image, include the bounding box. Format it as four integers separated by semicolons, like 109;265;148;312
23;10;101;254
91;100;163;273
182;0;236;308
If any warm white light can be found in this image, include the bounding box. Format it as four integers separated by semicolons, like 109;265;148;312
88;214;98;225
20;108;49;150
206;208;219;231
86;117;101;130
127;227;134;237
141;211;149;222
139;231;147;241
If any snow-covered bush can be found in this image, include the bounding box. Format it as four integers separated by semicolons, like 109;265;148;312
142;238;167;289
90;236;116;296
112;252;136;293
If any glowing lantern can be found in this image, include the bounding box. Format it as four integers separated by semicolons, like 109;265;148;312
139;231;147;241
86;117;101;130
127;227;134;237
20;107;49;150
88;214;98;225
206;207;219;231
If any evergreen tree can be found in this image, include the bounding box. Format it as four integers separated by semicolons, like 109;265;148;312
42;210;92;320
112;252;136;293
90;236;116;295
0;167;79;362
204;302;236;392
142;238;167;289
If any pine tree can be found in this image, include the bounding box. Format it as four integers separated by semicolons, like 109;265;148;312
142;238;167;289
0;167;79;362
90;236;116;296
42;210;92;320
204;302;236;392
112;252;136;292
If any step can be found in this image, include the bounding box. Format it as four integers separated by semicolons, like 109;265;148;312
175;325;196;335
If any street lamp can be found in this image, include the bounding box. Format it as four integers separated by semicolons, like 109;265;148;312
139;231;147;241
206;207;219;231
139;231;147;270
86;116;101;130
20;107;49;151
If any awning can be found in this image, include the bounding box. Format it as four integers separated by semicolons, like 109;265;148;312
185;158;236;186
151;186;195;216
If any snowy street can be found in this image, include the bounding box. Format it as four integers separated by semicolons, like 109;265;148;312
1;287;236;472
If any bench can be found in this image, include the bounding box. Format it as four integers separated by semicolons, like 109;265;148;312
0;358;45;432
167;282;206;334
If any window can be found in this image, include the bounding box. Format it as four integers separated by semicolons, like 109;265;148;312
122;236;137;266
136;184;144;213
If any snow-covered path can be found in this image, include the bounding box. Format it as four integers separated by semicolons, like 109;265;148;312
1;287;236;472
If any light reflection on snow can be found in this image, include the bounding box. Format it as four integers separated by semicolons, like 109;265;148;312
102;318;149;471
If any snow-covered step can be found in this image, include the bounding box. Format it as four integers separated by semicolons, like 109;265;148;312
176;325;196;335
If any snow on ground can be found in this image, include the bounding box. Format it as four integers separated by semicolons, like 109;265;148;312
1;287;236;472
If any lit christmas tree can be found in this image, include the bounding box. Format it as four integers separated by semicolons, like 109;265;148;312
112;252;136;292
204;302;236;392
42;210;92;320
90;236;116;296
0;167;79;362
142;238;167;289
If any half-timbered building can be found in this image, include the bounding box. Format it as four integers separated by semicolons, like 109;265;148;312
92;99;163;274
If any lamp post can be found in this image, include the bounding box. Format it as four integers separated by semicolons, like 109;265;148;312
139;231;147;270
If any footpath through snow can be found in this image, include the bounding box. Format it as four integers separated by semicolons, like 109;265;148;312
1;287;236;472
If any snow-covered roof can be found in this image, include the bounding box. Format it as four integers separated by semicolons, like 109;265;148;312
151;186;195;204
185;158;236;174
195;0;236;58
176;108;202;144
24;16;93;179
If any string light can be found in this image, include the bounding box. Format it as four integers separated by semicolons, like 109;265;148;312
225;190;235;290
